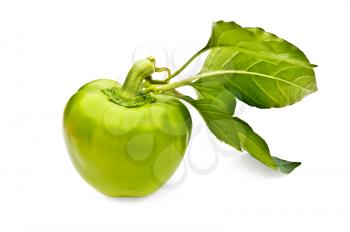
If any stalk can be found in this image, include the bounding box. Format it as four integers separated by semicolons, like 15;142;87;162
120;57;156;98
168;49;207;79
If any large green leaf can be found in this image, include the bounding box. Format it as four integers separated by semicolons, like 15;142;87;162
204;21;315;68
193;21;317;108
233;117;301;173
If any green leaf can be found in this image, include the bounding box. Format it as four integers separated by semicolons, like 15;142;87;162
170;74;241;151
272;157;301;174
168;88;241;151
190;77;237;115
170;89;300;173
233;117;301;174
204;21;316;68
194;21;317;108
191;100;241;151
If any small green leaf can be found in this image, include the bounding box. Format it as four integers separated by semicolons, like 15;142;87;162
170;89;300;173
190;99;241;151
168;89;241;151
190;77;237;115
233;117;301;173
194;21;317;108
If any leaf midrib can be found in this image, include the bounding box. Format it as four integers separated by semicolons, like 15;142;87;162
195;70;314;92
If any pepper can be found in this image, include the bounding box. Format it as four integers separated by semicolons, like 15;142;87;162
64;57;192;197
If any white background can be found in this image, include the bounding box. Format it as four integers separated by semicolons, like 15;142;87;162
1;0;349;231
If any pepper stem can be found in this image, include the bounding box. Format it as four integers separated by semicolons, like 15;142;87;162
120;57;156;98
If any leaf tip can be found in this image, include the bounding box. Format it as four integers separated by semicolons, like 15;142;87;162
273;157;301;174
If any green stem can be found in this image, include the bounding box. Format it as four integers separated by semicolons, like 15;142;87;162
120;48;209;96
169;48;207;79
146;75;200;93
120;57;156;98
146;70;265;93
155;67;171;79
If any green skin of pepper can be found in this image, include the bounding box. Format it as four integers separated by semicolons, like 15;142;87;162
63;79;192;197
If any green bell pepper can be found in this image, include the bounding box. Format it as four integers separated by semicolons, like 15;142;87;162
64;58;192;197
